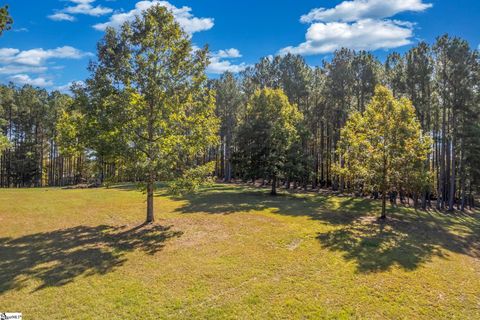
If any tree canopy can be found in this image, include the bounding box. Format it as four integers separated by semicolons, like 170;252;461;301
235;88;302;195
57;5;219;222
0;5;12;152
0;5;12;36
336;85;432;218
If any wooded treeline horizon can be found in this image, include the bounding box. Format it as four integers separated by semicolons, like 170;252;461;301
1;33;479;211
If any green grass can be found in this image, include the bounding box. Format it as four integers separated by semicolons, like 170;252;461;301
0;184;479;319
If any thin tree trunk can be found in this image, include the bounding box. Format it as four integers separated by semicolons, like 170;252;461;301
146;172;155;223
225;133;232;182
380;149;387;219
381;189;387;219
271;175;277;196
448;122;456;211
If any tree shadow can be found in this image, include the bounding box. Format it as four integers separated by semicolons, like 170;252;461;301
174;185;480;273
175;185;373;222
317;214;440;272
106;183;168;192
0;224;183;293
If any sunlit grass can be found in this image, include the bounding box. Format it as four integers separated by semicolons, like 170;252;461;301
0;184;479;319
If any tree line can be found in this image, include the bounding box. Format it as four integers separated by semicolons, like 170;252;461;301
211;36;479;212
1;5;479;220
0;85;123;187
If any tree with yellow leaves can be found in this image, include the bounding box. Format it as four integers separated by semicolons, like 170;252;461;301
336;85;431;219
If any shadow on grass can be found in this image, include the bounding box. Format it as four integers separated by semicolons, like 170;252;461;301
0;224;182;293
175;185;375;222
175;185;480;273
106;182;168;192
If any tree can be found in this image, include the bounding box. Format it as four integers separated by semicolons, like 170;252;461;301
385;52;406;98
0;84;80;188
72;5;218;223
236;88;302;195
213;72;244;182
0;4;12;152
433;35;478;211
0;5;12;36
0;86;9;152
352;51;380;112
0;133;8;152
336;86;431;219
405;42;434;208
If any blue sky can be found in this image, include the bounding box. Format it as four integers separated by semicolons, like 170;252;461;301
1;0;479;91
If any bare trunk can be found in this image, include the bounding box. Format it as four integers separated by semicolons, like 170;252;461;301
448;124;456;211
146;177;154;223
224;136;232;182
381;190;387;220
380;148;387;219
271;175;277;196
439;73;447;210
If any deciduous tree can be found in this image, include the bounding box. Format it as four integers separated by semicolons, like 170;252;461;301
71;5;218;223
336;86;431;218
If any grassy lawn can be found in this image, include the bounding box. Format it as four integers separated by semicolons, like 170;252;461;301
0;184;479;319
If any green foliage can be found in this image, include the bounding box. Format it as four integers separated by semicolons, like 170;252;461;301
385;52;406;97
0;5;11;150
74;5;219;179
0;5;12;36
168;161;216;196
336;85;432;215
212;72;244;181
214;72;244;139
0;85;77;186
62;5;219;220
235;88;302;187
0;133;9;152
284;121;312;185
56;100;84;157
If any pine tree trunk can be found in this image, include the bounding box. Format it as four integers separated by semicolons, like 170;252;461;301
220;136;225;180
448;124;456;211
271;175;277;196
439;82;447;210
380;153;387;220
225;134;232;182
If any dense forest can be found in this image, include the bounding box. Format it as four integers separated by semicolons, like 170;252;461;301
211;36;479;212
1;7;479;214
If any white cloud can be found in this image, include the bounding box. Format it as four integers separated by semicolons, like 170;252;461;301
213;48;242;59
0;65;48;75
280;19;413;55
207;48;248;74
0;46;92;87
207;59;248;74
64;0;113;16
301;0;432;23
54;80;85;93
48;13;76;21
0;48;20;59
0;46;92;66
282;0;432;56
48;0;112;22
93;1;214;34
8;74;53;87
13;27;29;32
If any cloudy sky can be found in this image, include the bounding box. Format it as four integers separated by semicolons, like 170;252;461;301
1;0;479;91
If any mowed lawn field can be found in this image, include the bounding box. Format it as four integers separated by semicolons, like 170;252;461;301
0;184;479;319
